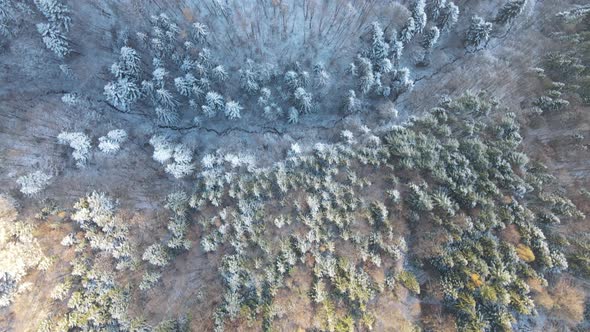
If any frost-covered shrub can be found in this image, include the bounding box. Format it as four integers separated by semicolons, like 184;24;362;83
57;131;91;167
533;95;570;113
16;171;52;196
60;233;76;247
340;130;355;144
61;93;80;106
98;129;128;154
59;64;74;78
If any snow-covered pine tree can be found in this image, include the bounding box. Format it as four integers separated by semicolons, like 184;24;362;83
59;64;74;79
421;26;440;50
239;68;260;94
438;2;459;32
411;0;428;34
142;243;170;267
258;87;271;106
61;93;80;106
399;17;417;45
36;23;70;58
165;144;195;179
34;0;71;32
224;100;243;120
17;171;52;196
174;73;197;97
392;67;414;95
191;22;208;43
155;106;179;125
155;87;177;109
426;0;446;21
0;0;19;37
0;0;15;20
465;15;493;49
369;22;389;65
57;131;91;167
104;78;141;111
98;129;128;154
104;47;142;111
165;162;194;179
347;62;358;76
380;58;394;74
345;90;362;113
357;56;375;95
149;135;174;164
284;70;300;91
294;87;313;114
299;69;310;88
390;33;404;64
287;107;299;124
152;67;168;86
117;46;141;79
211;65;228;82
204;91;224;117
313;63;331;88
495;0;527;25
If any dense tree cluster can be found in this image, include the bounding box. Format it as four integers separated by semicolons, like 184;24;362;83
128;93;584;330
71;192;137;270
0;195;47;307
540;9;590;106
97;0;467;128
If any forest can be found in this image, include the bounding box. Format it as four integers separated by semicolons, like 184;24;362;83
0;0;589;331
